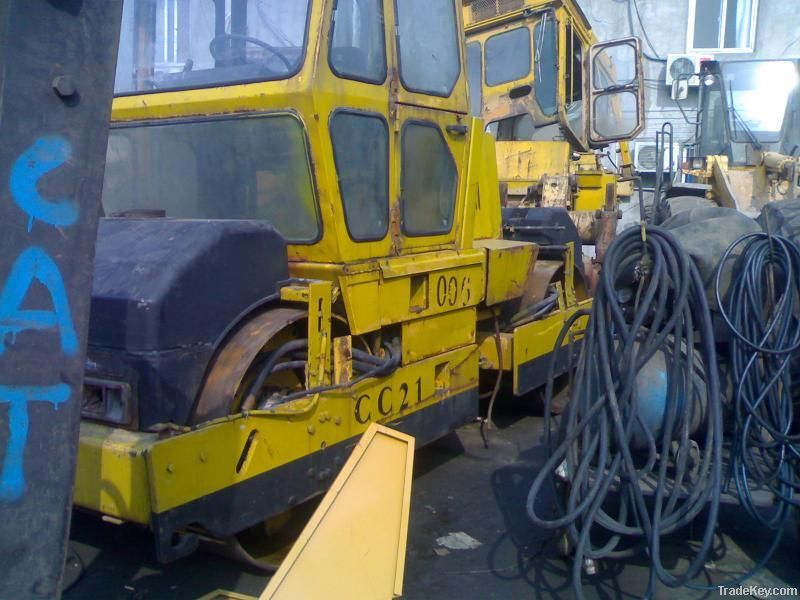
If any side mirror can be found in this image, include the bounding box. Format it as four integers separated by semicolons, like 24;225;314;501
671;79;689;101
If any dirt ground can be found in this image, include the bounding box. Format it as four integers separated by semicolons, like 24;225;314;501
65;397;800;600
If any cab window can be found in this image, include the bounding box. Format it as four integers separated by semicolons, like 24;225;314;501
330;112;390;241
395;0;460;97
487;114;535;141
485;27;531;87
330;0;387;84
102;115;321;243
534;15;558;115
115;0;312;94
565;24;586;139
401;123;458;236
467;42;483;117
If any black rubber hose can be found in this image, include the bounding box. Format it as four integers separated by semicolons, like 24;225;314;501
527;225;722;599
245;339;309;406
505;291;560;330
266;341;402;407
710;232;800;575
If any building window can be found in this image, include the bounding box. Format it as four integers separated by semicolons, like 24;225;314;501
688;0;758;52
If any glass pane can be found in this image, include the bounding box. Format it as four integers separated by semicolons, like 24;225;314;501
330;0;387;83
534;17;557;116
489;114;536;142
115;0;311;94
485;27;531;87
565;26;585;140
724;0;754;49
467;42;483;117
698;86;728;156
692;0;723;49
565;27;583;104
102;115;320;242
592;43;636;89
396;0;460;96
401;124;458;236
593;91;639;139
330;113;389;241
723;61;800;142
783;68;800;156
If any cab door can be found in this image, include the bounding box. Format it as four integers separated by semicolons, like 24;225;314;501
587;38;646;145
390;0;470;254
558;17;591;151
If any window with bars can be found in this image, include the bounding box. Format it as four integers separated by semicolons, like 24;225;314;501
688;0;758;52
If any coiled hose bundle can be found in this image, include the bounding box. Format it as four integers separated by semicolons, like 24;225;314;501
715;232;800;560
526;225;723;599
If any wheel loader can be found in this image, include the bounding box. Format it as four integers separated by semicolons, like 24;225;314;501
661;59;800;221
75;0;641;567
462;0;646;259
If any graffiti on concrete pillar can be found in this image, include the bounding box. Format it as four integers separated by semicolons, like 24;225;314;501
0;135;77;502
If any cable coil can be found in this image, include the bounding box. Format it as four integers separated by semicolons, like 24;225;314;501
715;232;800;539
527;225;723;599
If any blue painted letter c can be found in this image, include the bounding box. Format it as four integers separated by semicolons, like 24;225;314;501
10;136;78;230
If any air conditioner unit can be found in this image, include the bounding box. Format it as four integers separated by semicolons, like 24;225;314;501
633;141;681;173
666;54;706;87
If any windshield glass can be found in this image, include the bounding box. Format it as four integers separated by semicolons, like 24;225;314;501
115;0;311;94
722;60;800;143
102;115;320;243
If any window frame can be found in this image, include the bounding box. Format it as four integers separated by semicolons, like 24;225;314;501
393;0;462;98
114;0;315;97
687;0;759;54
328;0;389;85
559;20;588;150
328;108;391;242
399;120;459;238
483;25;532;88
533;12;559;117
466;41;483;117
105;110;324;245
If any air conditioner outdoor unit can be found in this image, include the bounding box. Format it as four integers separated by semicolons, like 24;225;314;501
666;54;706;87
633;141;681;173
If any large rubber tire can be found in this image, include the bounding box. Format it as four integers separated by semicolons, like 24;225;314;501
758;198;800;246
659;195;716;223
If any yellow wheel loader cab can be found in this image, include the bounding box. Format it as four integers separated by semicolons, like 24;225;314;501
678;59;800;218
463;0;645;254
75;0;589;565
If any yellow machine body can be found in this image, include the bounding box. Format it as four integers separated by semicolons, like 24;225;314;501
463;0;644;244
686;153;800;216
74;0;589;562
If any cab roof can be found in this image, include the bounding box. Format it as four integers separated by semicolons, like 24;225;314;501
462;0;592;31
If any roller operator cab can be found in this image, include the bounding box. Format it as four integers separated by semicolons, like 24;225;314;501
76;0;590;566
682;59;800;216
463;0;645;253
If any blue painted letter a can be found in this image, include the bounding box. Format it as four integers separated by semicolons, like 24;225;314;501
0;247;78;355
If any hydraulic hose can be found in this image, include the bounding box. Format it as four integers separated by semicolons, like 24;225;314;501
712;232;800;577
527;225;723;599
